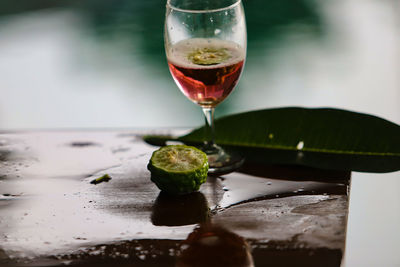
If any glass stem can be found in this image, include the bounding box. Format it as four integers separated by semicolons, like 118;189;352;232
202;107;216;152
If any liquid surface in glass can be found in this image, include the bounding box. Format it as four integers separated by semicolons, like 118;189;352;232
167;38;245;108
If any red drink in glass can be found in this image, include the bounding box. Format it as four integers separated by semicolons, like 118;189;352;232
167;38;245;108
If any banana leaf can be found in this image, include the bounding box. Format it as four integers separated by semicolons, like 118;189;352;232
144;107;400;173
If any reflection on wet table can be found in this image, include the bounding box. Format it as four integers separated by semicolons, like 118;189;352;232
0;131;349;267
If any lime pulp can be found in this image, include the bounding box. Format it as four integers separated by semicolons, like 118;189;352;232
148;145;209;195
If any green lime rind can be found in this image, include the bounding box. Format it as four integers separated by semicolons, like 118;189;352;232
147;145;209;195
187;47;231;65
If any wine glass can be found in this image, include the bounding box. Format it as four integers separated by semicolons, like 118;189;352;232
164;0;247;174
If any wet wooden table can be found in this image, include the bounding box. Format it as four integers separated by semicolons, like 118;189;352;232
0;131;349;267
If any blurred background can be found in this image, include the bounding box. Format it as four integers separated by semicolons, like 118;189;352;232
0;0;399;129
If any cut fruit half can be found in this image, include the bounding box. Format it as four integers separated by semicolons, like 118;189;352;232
148;145;209;195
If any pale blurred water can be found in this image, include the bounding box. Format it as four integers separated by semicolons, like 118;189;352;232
344;171;400;267
0;0;398;130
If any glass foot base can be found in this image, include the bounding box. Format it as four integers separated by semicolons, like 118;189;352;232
201;144;244;175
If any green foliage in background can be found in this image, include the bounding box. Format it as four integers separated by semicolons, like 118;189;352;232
0;0;324;65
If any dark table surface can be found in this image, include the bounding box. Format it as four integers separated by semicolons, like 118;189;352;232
0;130;351;266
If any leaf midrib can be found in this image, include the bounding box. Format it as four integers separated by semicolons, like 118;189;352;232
209;141;400;157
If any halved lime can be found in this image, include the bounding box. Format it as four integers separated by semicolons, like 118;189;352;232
147;145;209;195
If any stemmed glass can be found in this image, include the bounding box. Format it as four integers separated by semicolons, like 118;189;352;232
164;0;247;174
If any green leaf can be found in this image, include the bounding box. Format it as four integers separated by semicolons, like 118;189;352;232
144;107;400;173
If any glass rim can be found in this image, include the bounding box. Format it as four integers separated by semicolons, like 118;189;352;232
166;0;241;13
